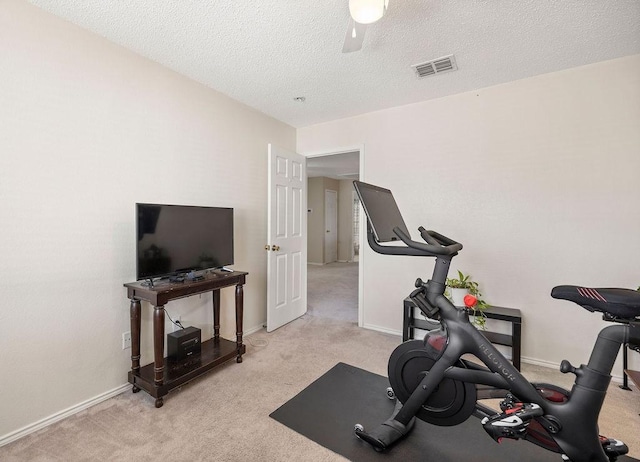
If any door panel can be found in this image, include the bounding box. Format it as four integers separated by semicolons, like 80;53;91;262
267;145;307;332
276;253;287;307
292;251;302;300
292;186;302;236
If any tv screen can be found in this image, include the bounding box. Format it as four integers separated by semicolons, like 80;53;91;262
136;203;234;280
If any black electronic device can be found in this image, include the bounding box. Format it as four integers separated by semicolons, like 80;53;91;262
167;326;201;362
136;203;234;281
353;181;410;242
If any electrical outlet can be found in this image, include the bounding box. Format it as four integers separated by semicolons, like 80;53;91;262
122;331;131;350
173;315;182;332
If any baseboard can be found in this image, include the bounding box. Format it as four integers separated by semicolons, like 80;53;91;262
3;333;627;449
520;355;560;370
308;261;358;265
0;382;130;448
1;324;272;448
361;323;402;337
244;323;265;336
521;356;625;384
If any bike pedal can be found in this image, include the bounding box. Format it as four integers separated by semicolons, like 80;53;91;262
505;402;543;420
481;403;543;443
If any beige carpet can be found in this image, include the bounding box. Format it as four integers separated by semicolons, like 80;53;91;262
1;262;638;461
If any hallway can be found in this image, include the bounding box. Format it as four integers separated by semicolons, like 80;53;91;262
307;262;358;323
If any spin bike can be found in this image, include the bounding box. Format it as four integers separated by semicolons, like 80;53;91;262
352;181;640;462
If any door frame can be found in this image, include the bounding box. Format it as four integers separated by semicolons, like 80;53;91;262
302;145;364;328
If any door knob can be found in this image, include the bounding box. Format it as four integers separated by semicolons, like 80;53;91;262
265;245;271;251
273;245;280;251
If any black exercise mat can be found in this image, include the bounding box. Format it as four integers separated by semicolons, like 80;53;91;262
270;362;638;462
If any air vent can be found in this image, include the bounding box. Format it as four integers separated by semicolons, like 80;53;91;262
412;55;458;78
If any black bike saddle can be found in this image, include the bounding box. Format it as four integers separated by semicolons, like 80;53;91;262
552;285;640;319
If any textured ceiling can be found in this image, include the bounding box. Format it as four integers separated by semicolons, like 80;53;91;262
27;0;640;128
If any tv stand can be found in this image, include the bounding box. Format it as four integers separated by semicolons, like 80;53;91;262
124;270;247;408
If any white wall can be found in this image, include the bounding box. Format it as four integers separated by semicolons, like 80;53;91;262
298;55;640;371
0;0;295;441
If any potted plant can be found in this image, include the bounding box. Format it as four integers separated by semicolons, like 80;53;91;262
446;270;489;328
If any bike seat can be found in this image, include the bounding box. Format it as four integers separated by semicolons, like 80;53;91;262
551;285;640;319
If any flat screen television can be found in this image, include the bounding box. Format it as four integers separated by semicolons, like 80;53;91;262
136;203;234;280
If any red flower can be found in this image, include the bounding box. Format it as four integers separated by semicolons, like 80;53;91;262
464;294;478;308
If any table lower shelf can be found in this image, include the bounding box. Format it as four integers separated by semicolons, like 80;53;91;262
128;337;245;401
624;369;640;388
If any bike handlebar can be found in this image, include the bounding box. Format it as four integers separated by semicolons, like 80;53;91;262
419;227;462;250
418;227;442;247
393;227;463;256
366;223;462;258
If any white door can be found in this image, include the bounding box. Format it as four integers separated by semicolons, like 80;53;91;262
324;189;338;263
266;144;307;332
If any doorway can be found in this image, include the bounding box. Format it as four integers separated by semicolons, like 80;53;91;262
305;150;362;325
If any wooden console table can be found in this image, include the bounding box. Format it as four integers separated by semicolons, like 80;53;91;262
403;298;522;371
124;270;247;408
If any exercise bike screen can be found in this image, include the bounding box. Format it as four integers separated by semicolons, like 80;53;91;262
353;181;410;243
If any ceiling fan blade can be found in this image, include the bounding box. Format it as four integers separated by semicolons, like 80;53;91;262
342;17;367;53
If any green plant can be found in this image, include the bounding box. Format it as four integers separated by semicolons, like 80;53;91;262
445;270;489;328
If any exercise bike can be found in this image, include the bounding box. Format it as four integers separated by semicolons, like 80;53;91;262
352;181;640;462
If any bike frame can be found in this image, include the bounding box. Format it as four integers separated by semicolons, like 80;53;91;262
353;180;637;462
392;253;631;462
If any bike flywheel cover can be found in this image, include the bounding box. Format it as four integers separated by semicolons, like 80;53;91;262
388;340;477;426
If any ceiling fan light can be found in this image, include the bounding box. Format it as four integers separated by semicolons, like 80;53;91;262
349;0;387;25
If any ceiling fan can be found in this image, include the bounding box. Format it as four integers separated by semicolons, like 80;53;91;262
342;0;389;53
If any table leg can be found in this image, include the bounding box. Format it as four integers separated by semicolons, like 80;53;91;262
403;299;412;342
236;283;244;363
130;299;141;392
620;345;631;390
212;289;220;341
153;305;165;384
513;321;522;371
